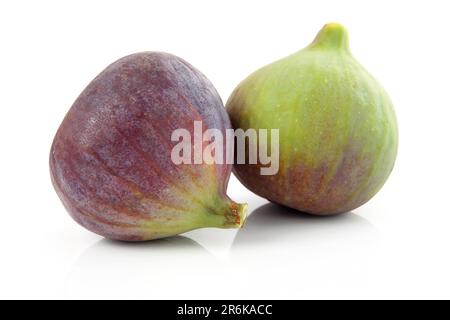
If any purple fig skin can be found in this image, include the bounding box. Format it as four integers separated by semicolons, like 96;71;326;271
50;52;246;241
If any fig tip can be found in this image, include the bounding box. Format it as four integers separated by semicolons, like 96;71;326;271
309;22;350;52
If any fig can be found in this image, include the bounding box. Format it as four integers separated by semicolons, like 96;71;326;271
50;52;246;241
226;23;398;215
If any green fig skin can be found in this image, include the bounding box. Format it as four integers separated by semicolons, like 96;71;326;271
226;23;398;215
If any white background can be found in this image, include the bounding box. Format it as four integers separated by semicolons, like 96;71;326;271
0;0;449;299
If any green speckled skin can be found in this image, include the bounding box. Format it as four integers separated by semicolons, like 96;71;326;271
226;23;398;215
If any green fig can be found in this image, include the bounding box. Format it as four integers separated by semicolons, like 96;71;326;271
226;23;398;215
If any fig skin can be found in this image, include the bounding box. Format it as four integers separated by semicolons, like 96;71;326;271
50;52;246;241
226;23;398;215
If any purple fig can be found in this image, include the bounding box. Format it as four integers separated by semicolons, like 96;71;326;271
50;52;246;241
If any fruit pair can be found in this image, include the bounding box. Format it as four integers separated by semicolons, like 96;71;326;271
50;23;398;241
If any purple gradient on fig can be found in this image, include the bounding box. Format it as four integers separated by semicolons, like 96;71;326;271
50;52;234;241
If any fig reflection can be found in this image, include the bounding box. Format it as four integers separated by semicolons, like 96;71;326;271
65;236;212;299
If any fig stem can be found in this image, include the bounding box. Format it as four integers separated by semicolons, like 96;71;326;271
229;202;248;228
308;23;350;51
207;199;247;229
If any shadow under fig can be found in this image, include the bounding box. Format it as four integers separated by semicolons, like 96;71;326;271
73;235;209;265
65;235;212;298
65;236;215;298
233;202;377;248
97;235;206;251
